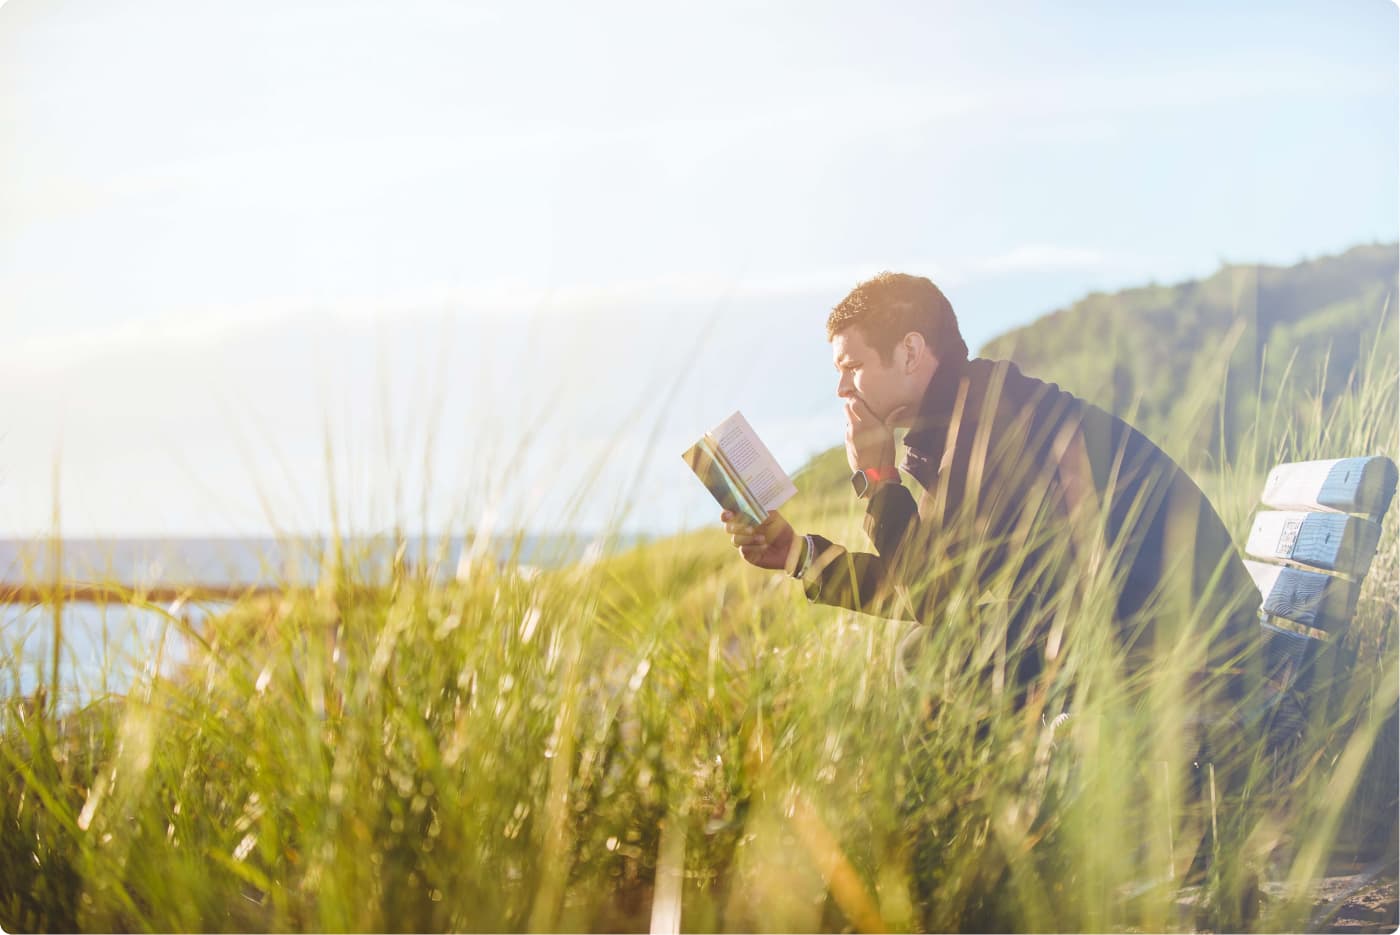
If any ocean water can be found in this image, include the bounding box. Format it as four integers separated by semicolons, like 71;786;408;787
0;533;637;710
2;600;222;711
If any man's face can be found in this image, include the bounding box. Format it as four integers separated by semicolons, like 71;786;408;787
831;326;920;427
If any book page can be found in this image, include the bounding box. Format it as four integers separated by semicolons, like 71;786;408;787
711;411;797;512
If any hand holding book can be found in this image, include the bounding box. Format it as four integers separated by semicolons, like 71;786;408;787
721;508;800;572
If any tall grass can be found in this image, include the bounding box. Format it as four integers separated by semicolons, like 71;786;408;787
1;341;1396;932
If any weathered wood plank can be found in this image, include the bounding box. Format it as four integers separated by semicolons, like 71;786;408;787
1260;621;1320;678
1261;456;1398;518
1249;455;1394;712
1244;559;1357;634
1246;511;1382;576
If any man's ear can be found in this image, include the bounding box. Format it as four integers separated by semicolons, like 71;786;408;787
903;332;928;373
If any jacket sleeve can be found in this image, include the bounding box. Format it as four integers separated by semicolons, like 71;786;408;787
800;483;921;616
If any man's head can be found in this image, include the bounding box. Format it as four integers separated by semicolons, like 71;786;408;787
826;272;966;427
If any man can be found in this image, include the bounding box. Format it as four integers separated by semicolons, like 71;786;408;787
722;272;1263;726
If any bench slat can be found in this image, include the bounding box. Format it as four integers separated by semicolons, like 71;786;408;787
1244;559;1357;633
1262;457;1399;518
1246;511;1382;576
1261;621;1318;674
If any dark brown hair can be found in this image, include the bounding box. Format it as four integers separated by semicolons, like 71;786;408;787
826;272;968;365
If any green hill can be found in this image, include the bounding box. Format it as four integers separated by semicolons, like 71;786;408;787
980;243;1398;465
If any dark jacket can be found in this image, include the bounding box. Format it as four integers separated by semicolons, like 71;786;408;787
801;355;1259;709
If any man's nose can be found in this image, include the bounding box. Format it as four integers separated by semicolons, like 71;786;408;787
837;374;854;398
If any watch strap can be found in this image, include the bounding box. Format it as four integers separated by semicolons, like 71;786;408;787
864;465;898;485
853;465;899;498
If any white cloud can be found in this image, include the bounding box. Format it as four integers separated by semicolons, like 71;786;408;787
1;244;1125;374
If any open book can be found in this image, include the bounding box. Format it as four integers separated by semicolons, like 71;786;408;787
682;411;797;525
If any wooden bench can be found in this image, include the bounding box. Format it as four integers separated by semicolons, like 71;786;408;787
1242;456;1398;746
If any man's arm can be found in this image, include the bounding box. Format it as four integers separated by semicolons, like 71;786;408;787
719;481;921;618
799;482;921;615
795;395;923;616
721;397;924;618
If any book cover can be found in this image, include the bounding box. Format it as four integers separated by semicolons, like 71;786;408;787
682;411;796;525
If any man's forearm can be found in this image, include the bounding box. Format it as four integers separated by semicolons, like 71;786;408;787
798;535;914;619
800;535;871;609
788;480;921;617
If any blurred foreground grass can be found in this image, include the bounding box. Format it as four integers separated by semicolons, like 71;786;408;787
2;342;1397;933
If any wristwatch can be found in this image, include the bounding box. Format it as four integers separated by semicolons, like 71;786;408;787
851;465;898;499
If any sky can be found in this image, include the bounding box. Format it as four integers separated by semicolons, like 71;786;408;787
1;0;1397;539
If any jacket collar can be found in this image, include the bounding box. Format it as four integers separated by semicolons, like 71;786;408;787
901;354;970;475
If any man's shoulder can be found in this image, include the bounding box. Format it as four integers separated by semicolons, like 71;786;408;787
975;357;1169;456
973;356;1057;388
977;356;1137;424
972;356;1079;411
